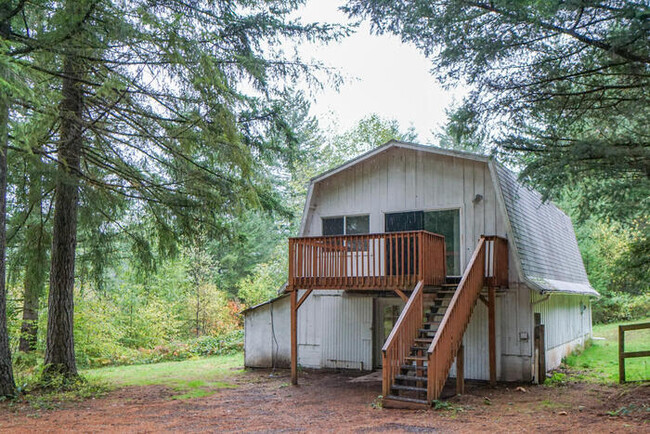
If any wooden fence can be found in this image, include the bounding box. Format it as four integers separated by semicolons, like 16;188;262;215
619;322;650;384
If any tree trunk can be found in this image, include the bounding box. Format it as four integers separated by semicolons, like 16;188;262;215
19;173;47;353
0;3;17;397
44;50;84;378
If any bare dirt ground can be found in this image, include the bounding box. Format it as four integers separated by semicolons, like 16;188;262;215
0;368;648;433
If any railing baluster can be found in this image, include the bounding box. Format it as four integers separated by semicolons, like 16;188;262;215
288;231;449;291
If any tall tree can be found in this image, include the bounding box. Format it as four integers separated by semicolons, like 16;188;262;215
0;0;17;397
346;1;650;281
44;0;86;378
18;165;50;352
344;1;650;214
5;0;343;377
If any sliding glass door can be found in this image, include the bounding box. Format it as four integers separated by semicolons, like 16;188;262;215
385;209;461;276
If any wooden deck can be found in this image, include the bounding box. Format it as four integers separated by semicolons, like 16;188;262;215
286;231;509;400
287;230;447;291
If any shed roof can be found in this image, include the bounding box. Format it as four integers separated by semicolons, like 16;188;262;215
302;140;597;296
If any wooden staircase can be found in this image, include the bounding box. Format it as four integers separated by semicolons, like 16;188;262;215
382;236;508;409
383;288;456;408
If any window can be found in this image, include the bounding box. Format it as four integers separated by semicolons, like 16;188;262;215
385;209;461;275
322;215;369;236
322;217;344;236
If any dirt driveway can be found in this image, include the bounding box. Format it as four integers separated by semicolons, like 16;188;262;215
1;368;648;432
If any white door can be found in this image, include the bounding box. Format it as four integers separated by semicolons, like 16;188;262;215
321;295;373;370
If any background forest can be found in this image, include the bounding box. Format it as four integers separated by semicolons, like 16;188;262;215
6;108;648;371
0;0;647;398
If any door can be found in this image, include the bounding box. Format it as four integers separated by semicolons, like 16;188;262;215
373;297;405;368
385;211;421;276
321;295;373;370
385;209;461;276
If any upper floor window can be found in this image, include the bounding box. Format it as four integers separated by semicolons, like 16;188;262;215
322;215;369;236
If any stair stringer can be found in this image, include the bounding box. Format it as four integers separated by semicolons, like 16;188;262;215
426;238;487;402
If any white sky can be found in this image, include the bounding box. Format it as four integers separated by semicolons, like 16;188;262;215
295;1;464;142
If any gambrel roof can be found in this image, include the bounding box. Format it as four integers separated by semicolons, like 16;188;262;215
301;140;598;296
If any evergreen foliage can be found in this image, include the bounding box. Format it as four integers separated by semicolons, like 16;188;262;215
345;0;649;303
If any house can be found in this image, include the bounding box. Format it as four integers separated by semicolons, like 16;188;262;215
242;140;597;408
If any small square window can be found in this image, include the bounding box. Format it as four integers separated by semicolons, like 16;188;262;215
322;217;344;236
346;215;369;235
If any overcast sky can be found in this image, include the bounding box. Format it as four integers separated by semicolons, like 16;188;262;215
296;1;464;143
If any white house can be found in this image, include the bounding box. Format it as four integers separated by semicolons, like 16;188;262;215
242;140;596;407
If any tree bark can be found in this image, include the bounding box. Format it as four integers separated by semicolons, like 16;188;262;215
19;168;47;352
0;2;17;397
44;50;84;378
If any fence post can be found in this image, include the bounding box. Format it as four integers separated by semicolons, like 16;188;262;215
619;325;625;384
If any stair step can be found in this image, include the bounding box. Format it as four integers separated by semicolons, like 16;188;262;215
405;356;427;362
383;395;429;409
401;364;427;371
411;345;429;351
419;328;438;334
395;374;427;383
391;384;427;393
414;338;433;343
427;308;448;315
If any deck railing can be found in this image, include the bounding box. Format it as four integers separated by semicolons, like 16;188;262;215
382;280;424;397
426;237;487;401
288;231;446;290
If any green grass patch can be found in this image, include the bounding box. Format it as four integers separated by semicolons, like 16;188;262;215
83;352;244;400
565;318;650;383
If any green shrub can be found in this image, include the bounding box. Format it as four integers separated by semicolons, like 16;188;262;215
592;293;650;324
189;330;244;357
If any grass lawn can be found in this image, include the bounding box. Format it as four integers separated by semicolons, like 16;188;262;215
565;318;650;383
83;353;244;399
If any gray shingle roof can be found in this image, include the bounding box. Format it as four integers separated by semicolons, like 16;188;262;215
493;164;598;296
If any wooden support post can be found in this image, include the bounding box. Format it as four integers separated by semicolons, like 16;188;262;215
488;286;496;386
296;289;313;310
456;344;465;395
534;313;546;384
394;289;409;302
291;289;298;386
534;313;540;384
619;325;625;384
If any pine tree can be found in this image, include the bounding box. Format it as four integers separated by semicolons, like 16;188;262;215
4;0;343;378
0;0;18;397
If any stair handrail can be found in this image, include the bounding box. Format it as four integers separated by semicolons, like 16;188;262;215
426;237;487;401
381;280;424;397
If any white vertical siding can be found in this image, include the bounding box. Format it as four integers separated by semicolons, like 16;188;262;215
305;148;509;275
532;292;592;370
244;295;291;368
449;299;498;381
